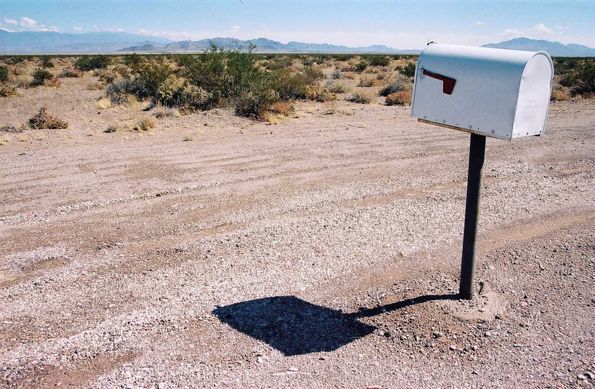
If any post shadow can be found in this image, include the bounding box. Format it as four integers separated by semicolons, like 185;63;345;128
212;293;458;356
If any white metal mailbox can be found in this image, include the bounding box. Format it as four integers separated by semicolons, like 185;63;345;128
411;44;554;140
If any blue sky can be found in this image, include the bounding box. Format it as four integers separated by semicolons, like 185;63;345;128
1;0;594;48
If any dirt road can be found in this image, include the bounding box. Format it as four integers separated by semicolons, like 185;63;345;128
1;89;594;387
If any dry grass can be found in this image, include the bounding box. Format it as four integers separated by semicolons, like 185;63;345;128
28;107;68;129
269;101;295;116
305;85;336;102
134;117;156;131
0;84;18;97
104;124;118;133
346;91;373;104
385;91;412;106
59;67;83;78
551;89;571;101
154;105;182;118
96;97;113;109
87;81;105;90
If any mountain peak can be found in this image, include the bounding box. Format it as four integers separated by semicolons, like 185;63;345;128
483;37;595;57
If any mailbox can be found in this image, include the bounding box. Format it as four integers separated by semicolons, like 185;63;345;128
411;44;554;140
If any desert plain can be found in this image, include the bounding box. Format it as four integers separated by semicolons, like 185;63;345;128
0;56;594;388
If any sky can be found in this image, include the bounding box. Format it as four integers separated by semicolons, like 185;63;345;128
1;0;594;48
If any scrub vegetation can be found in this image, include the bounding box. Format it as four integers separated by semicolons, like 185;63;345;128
0;51;592;123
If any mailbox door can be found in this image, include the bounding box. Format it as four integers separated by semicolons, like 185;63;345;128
513;54;554;138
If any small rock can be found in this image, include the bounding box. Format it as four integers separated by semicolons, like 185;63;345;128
433;331;444;339
157;383;165;389
449;345;457;351
484;331;492;337
288;367;298;372
577;374;586;381
585;372;594;380
256;356;265;364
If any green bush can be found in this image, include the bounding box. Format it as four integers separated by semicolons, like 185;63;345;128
401;62;417;78
271;69;309;100
134;62;172;100
368;55;390;67
123;53;144;68
186;44;228;107
560;60;594;96
75;55;110;71
354;61;368;73
234;77;278;119
31;68;53;86
0;66;8;83
41;57;54;68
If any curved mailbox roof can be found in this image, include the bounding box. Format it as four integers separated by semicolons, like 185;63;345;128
411;44;554;140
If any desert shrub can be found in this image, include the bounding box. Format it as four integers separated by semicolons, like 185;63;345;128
346;91;372;104
326;82;348;94
154;106;182;118
233;73;279;119
134;118;156;131
0;66;8;83
0;124;23;133
303;66;324;84
400;62;417;78
157;74;209;108
106;78;136;104
550;89;571;101
88;81;105;90
75;55;110;71
5;56;26;65
234;89;277;119
28;107;68;129
331;70;342;79
31;68;54;86
358;77;375;87
41;57;54;68
354;61;368;73
560;61;594;96
385;91;412;106
133;62;172;101
379;77;409;96
271;69;308;100
269;101;295;116
59;67;82;78
368;55;390;67
124;53;144;67
305;85;335;102
0;84;18;97
104;124;117;133
265;56;293;71
185;45;228;107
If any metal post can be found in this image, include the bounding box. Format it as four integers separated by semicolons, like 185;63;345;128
459;133;486;300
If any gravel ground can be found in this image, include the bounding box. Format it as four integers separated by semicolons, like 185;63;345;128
0;79;594;388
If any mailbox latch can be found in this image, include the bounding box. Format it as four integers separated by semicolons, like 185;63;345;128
422;68;456;95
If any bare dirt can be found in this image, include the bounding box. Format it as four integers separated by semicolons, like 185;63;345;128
1;76;594;388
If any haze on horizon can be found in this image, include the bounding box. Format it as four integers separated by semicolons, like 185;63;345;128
1;0;594;49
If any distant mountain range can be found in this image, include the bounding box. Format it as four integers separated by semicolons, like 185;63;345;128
0;29;170;54
0;29;594;57
483;37;595;57
117;37;417;54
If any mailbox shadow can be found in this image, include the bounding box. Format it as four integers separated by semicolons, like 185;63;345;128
212;294;458;356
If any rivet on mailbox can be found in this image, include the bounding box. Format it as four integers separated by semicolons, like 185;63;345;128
410;43;554;300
